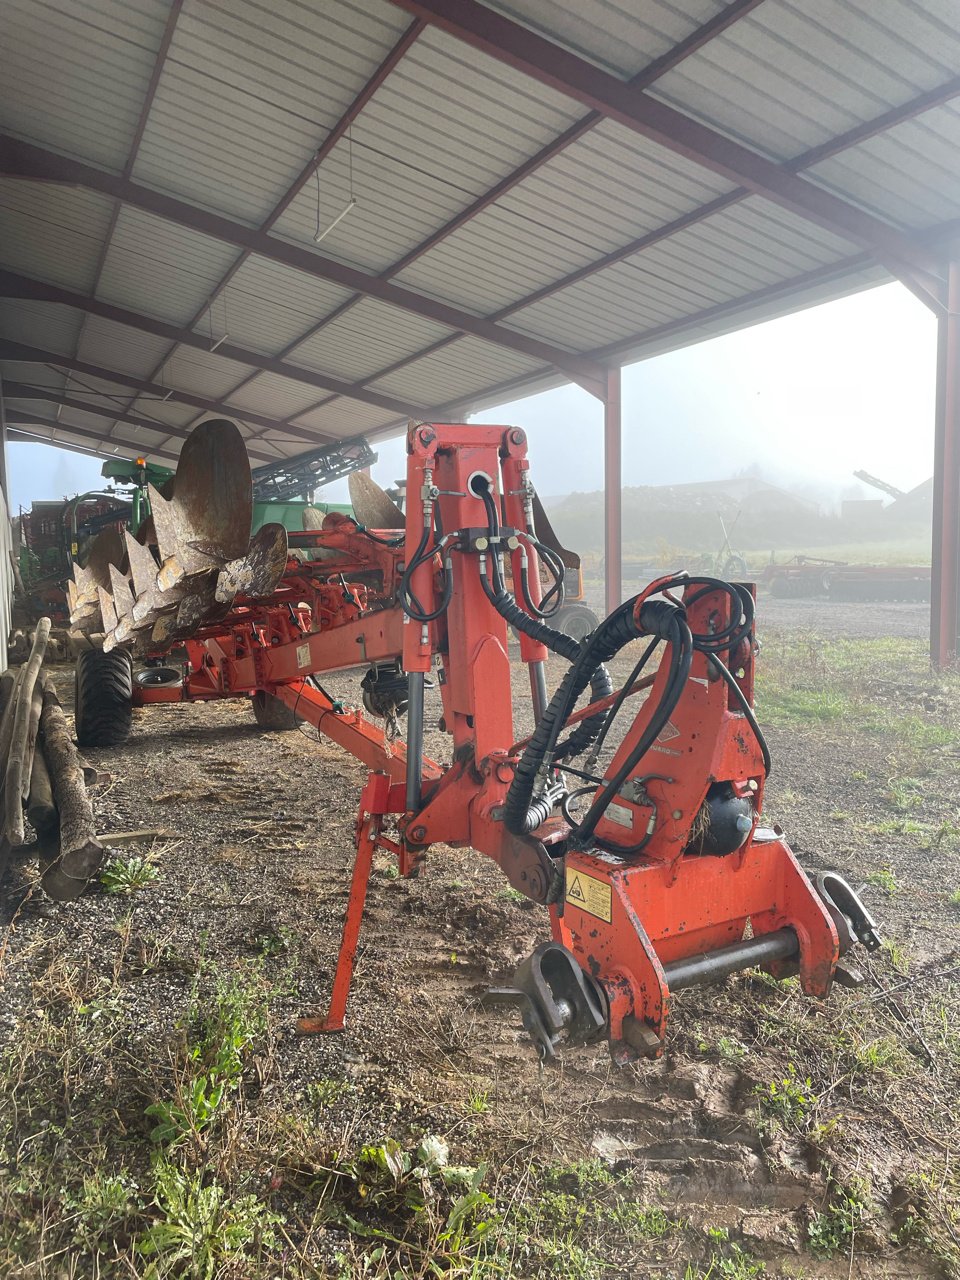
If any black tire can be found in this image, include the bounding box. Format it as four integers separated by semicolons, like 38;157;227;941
251;690;297;730
74;648;133;748
553;602;600;642
133;666;182;689
722;554;748;578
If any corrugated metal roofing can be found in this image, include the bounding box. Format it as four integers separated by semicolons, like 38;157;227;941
1;0;958;466
133;0;413;225
0;0;171;170
97;207;240;325
0;180;115;294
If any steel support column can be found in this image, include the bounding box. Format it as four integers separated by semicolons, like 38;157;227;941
931;260;960;667
603;367;622;616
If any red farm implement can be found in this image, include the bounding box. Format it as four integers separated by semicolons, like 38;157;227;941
70;419;880;1064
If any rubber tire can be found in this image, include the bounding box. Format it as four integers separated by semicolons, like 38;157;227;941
133;666;182;688
553;602;600;642
251;690;297;730
74;648;133;748
722;554;748;578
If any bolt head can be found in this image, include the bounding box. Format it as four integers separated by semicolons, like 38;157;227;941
672;809;683;820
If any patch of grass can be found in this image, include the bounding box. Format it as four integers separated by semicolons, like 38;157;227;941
949;888;960;906
308;1077;352;1108
885;776;924;813
136;1157;281;1278
465;1087;490;1115
101;854;159;894
807;1176;876;1258
866;867;897;895
754;1063;816;1134
687;1228;765;1278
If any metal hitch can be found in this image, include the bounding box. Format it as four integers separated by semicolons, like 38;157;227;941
482;941;606;1062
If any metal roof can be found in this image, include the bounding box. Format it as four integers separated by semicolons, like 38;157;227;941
1;0;959;463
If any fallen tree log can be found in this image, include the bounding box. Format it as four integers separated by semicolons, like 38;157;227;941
27;744;57;839
39;682;104;881
4;618;52;846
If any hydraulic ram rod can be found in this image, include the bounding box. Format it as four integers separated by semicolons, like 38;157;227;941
662;928;799;991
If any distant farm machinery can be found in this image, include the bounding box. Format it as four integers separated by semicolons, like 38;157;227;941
68;418;878;1064
762;556;931;602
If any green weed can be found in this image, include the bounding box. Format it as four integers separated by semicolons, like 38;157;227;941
866;867;897;895
754;1064;816;1133
807;1177;875;1258
101;854;159;893
136;1157;281;1280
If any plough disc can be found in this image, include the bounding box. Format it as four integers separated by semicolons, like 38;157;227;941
69;418;289;653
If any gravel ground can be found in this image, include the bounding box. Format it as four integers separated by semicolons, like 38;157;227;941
1;599;959;1277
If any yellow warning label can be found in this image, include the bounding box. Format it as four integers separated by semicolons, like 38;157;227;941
565;867;612;923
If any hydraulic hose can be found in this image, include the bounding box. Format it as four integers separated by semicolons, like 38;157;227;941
501;596;650;835
479;565;613;762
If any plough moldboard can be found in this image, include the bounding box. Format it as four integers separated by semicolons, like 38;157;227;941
65;416;881;1065
69;420;289;654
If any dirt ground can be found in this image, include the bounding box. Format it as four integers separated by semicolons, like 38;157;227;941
1;595;959;1278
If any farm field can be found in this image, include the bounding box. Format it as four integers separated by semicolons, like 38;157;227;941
1;604;959;1279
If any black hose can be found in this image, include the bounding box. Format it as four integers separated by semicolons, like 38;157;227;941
478;563;613;763
501;596;642;835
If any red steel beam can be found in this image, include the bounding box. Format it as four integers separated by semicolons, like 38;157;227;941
265;0;767;395
133;19;426;425
5;410;182;463
81;0;185;437
603;367;622;615
0;137;606;395
0;270;431;420
931;258;960;668
2;381;277;461
0;338;334;445
389;0;943;286
279;75;960;431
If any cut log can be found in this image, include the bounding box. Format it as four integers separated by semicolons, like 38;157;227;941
39;682;104;881
4;618;52;846
37;827;87;902
27;744;58;839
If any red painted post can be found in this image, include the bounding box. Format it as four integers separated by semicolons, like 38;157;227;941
931;260;960;668
604;367;623;615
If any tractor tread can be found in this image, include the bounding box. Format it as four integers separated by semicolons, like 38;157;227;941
251;690;297;730
74;649;133;748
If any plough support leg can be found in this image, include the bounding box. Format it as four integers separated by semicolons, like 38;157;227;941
298;770;395;1034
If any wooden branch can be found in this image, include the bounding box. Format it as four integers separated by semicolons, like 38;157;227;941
39;681;104;880
20;676;45;803
4;618;52;845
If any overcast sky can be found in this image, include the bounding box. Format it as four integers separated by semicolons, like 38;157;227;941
5;280;936;515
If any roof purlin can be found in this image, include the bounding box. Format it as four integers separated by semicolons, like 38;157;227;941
278;72;960;429
126;18;428;433
387;0;944;296
0;138;606;394
0;338;333;444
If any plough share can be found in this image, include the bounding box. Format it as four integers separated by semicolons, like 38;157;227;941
70;419;880;1064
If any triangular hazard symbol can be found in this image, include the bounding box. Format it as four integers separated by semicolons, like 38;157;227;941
567;875;587;903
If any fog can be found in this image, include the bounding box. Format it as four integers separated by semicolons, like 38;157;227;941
6;280;936;516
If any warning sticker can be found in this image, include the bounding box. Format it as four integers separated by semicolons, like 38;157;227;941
656;719;680;742
296;642;311;669
565;867;612;923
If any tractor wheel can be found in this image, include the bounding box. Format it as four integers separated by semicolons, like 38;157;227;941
553;602;600;642
722;554;748;578
251;690;297;730
74;648;133;748
133;666;182;689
